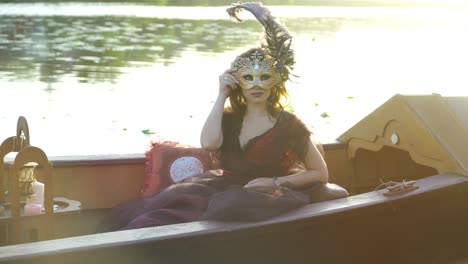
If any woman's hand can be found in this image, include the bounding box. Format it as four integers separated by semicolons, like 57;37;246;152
200;69;238;150
218;69;239;99
244;177;277;189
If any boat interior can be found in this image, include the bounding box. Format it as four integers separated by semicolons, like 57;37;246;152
1;94;468;263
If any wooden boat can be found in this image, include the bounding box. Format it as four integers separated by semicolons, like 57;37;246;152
1;94;468;263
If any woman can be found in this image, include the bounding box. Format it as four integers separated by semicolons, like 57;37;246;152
201;2;327;190
98;2;328;232
200;47;328;190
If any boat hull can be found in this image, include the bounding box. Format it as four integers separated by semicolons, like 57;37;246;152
2;173;468;264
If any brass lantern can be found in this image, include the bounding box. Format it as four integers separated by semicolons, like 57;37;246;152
18;162;38;197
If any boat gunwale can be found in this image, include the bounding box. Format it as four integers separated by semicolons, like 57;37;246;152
2;141;346;167
1;172;467;262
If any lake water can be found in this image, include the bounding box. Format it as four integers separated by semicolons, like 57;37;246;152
1;3;467;156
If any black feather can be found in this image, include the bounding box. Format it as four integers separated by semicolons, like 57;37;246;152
226;2;295;81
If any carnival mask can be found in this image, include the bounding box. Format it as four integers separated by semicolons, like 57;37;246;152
232;50;281;90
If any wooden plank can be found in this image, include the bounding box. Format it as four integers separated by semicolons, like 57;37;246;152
0;137;16;204
0;173;467;263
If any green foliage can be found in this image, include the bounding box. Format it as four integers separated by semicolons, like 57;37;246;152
0;0;301;4
0;14;262;84
0;0;427;6
141;129;155;135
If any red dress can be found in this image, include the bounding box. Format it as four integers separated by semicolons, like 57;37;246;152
98;111;312;232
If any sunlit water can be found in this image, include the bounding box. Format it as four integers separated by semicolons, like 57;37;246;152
1;3;467;156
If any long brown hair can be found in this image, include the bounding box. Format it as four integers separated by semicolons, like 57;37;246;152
226;48;290;118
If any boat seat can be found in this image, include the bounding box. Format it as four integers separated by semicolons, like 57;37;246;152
143;141;349;203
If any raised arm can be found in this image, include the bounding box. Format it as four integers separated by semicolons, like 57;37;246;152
200;69;238;151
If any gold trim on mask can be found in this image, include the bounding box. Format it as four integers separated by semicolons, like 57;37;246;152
232;50;281;90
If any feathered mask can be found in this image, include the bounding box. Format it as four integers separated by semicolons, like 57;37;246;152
227;2;295;82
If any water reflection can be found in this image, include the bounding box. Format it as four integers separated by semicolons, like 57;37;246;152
0;4;467;155
2;13;443;86
0;16;262;85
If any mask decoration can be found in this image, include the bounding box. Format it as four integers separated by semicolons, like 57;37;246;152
232;49;281;90
227;2;295;83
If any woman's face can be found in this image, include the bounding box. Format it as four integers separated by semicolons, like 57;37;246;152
232;50;281;97
240;80;272;103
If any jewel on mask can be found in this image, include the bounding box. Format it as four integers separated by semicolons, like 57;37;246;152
233;50;274;73
251;51;262;70
232;49;281;90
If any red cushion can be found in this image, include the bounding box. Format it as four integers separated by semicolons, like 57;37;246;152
142;141;214;197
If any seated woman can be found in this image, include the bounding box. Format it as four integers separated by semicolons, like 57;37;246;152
98;2;329;232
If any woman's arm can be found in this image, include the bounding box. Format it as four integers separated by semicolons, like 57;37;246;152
244;138;329;188
280;139;329;186
200;95;226;151
200;69;238;151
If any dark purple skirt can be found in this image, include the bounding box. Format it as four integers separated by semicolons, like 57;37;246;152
98;171;309;232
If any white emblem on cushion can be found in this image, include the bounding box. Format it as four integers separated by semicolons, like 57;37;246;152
169;156;205;183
